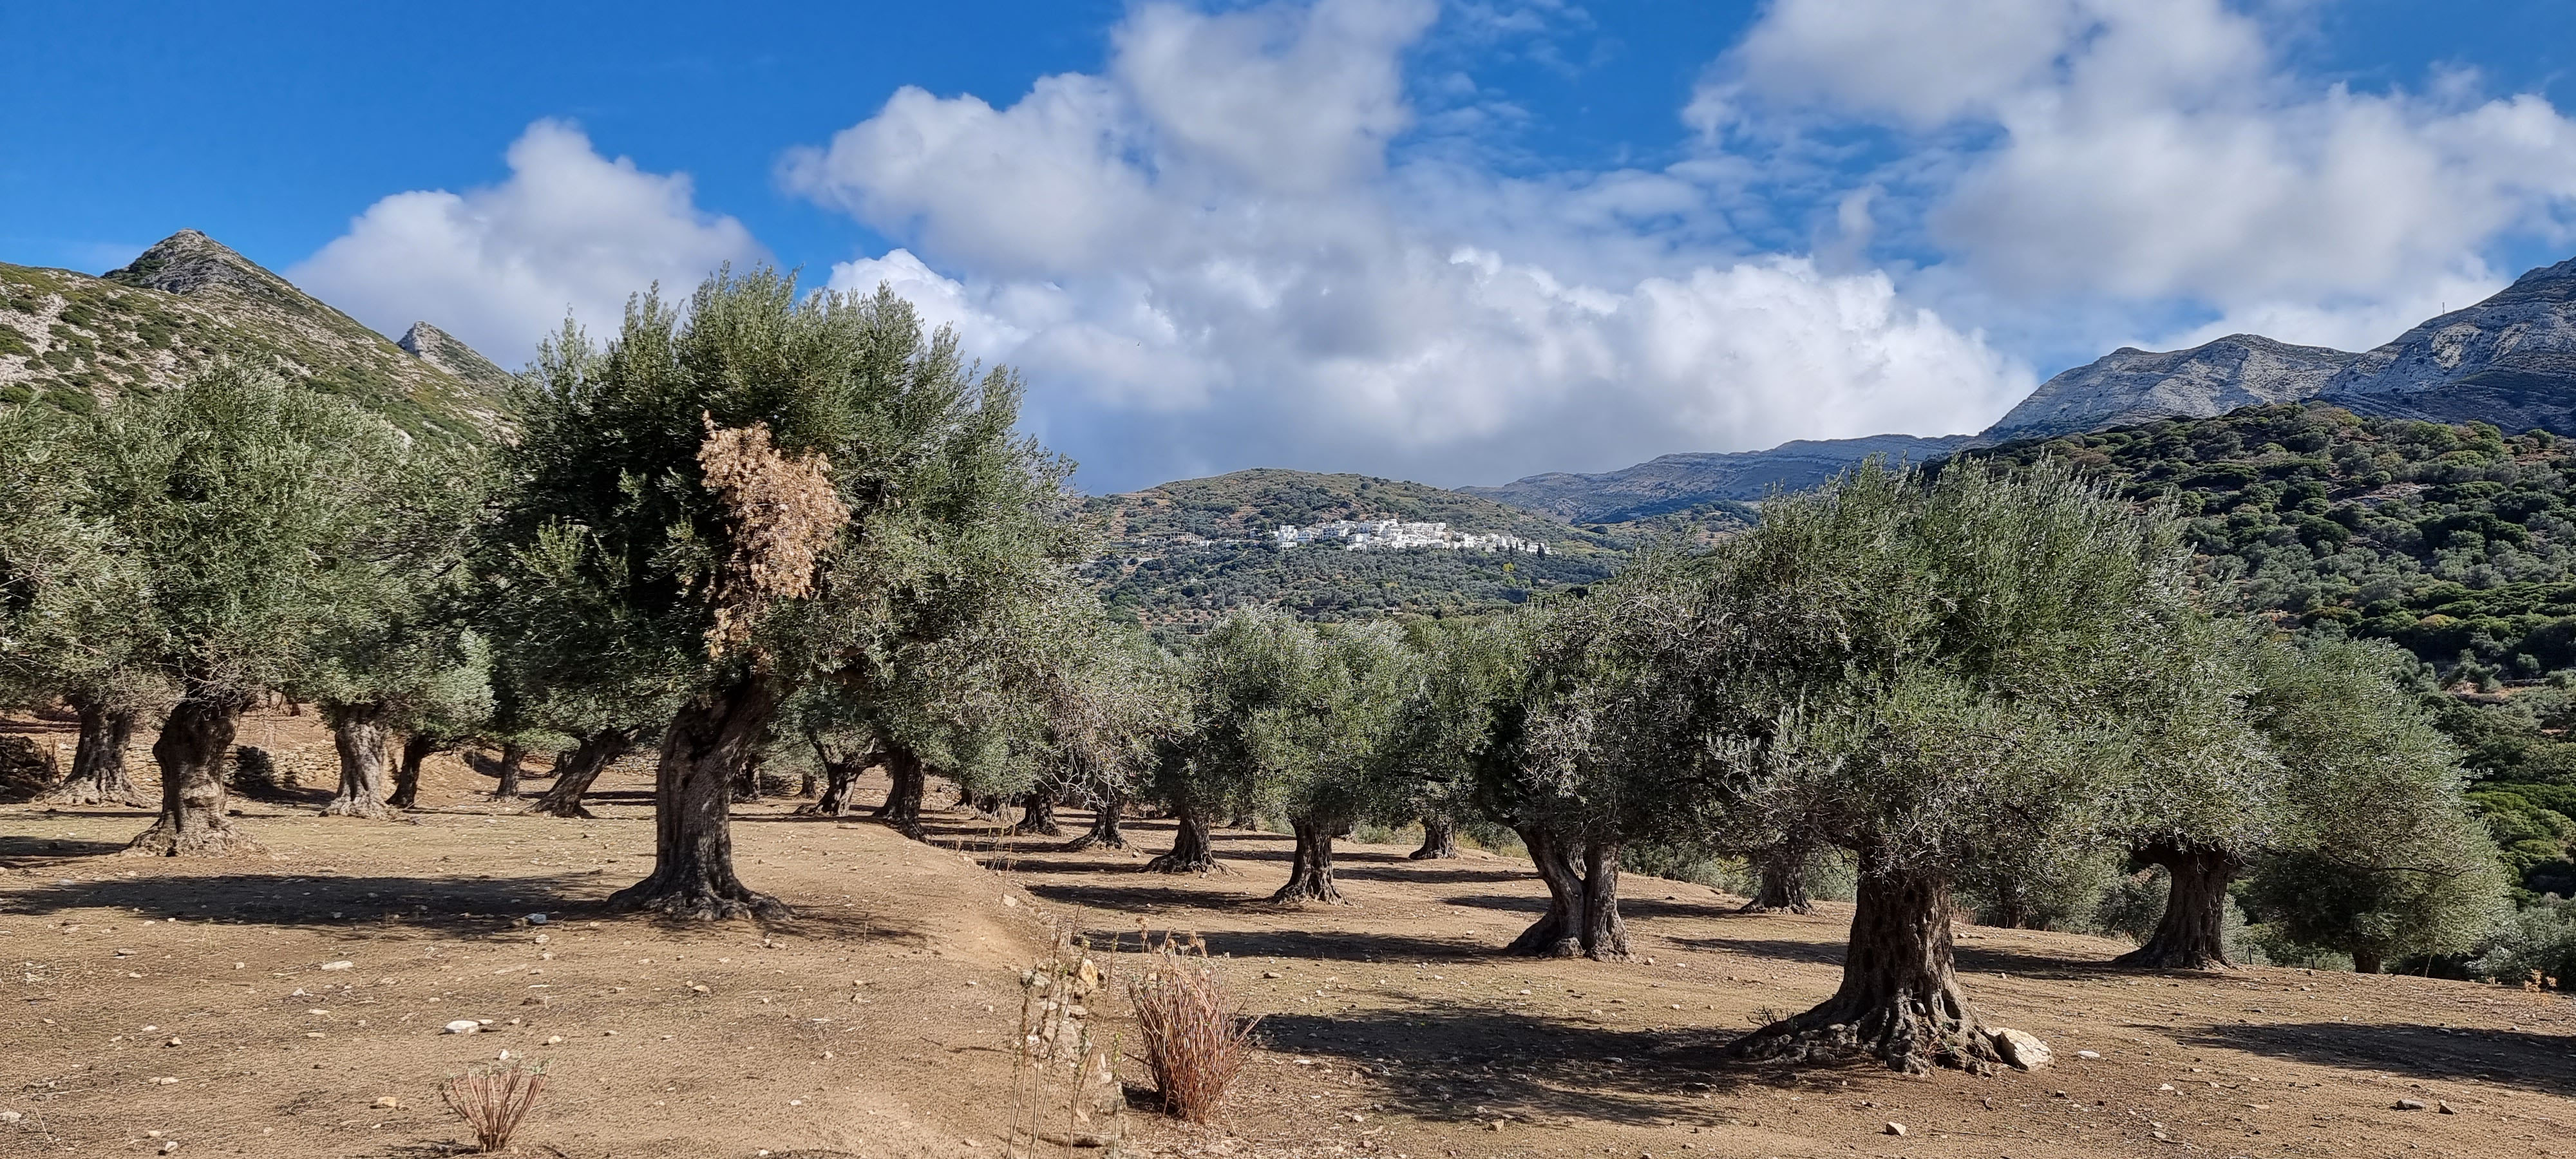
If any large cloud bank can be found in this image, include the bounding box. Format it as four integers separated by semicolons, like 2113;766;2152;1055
290;1;2576;491
784;0;2031;489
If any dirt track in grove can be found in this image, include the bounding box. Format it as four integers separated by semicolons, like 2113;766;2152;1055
8;706;2576;1158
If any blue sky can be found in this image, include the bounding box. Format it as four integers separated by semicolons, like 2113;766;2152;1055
8;1;2575;491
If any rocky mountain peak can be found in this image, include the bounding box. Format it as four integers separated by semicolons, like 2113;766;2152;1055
103;229;298;303
1982;332;2360;442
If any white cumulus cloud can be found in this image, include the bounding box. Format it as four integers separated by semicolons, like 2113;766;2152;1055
1703;0;2576;355
291;120;765;366
791;0;2028;491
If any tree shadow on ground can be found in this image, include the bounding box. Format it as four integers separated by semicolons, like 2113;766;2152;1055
1254;999;1819;1128
1;868;923;943
0;871;603;936
0;834;130;862
1157;927;1498;963
2179;1021;2576;1098
1338;865;1536;886
1023;880;1275;914
1664;932;2111;980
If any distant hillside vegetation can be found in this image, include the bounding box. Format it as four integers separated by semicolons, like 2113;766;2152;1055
0;230;513;440
1094;467;1627;551
1967;403;2576;679
1084;468;1702;639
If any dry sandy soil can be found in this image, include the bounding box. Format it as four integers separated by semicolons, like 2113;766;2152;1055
7;707;2576;1159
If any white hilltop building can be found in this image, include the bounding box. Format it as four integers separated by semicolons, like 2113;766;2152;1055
1275;518;1547;554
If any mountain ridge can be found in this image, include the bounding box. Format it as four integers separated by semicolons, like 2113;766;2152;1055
0;229;512;439
1467;251;2576;523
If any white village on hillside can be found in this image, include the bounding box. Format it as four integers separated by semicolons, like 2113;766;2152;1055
1276;518;1548;554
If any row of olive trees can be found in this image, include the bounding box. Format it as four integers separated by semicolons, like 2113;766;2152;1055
0;269;1109;923
1115;460;2510;1075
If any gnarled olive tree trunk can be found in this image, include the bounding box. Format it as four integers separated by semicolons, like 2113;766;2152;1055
799;747;877;818
873;742;929;838
606;675;789;921
1580;841;1633;961
1016;791;1063;836
126;690;259;856
1066;793;1129;851
1741;840;1815;915
319;702;395;818
41;696;146;807
1729;856;2000;1075
1144;800;1222;873
2115;842;2243;970
492;742;526;800
1409;816;1459;860
388;733;439;809
1271;816;1352;904
1504;827;1628;959
1508;825;1584;957
527;728;638;818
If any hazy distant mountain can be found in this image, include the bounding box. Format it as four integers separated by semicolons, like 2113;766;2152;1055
2316;257;2576;429
1982;334;2362;442
1462;433;1976;523
1476;253;2576;522
0;229;512;439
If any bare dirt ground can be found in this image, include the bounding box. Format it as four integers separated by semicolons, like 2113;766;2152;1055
8;707;2576;1158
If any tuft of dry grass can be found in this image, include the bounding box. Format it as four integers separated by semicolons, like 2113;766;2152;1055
440;1058;549;1153
1124;932;1261;1123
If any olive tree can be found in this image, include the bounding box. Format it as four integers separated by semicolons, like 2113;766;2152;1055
70;365;415;854
2232;638;2508;972
1709;460;2198;1073
0;402;159;806
1380;619;1518;862
487;272;1067;918
297;444;493;818
1267;622;1421;904
1470;549;1734;962
1145;609;1318;874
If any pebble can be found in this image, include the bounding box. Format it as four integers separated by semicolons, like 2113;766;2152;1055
2438;1100;2458;1115
2075;1050;2102;1060
1882;1122;1906;1136
443;1020;482;1035
373;1097;400;1109
149;1077;178;1086
318;961;354;972
526;914;549;925
0;1110;21;1124
2395;1098;2427;1111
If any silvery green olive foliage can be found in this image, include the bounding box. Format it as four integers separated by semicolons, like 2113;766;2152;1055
1379;617;1520;840
2237;635;2510;967
1694;459;2199;878
1153;608;1330;831
483;269;1089;915
1269;621;1424;829
0;402;156;717
289;428;497;768
77;364;417;704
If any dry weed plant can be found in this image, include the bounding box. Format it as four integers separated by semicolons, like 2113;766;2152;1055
1008;928;1125;1154
439;1058;549;1153
695;416;850;657
1126;930;1261;1124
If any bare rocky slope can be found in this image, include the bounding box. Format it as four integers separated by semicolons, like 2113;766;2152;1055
0;229;513;439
